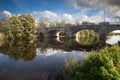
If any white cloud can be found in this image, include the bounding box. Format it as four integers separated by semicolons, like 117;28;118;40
0;10;12;18
32;10;61;24
32;10;59;20
32;10;117;25
67;0;120;17
32;10;75;24
62;14;75;23
74;11;116;23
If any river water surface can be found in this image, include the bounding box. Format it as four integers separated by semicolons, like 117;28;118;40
0;34;119;80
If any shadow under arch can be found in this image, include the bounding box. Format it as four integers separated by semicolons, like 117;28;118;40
39;32;44;37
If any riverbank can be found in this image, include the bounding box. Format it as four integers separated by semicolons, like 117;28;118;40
62;45;120;80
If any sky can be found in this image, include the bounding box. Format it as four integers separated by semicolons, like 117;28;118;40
0;0;120;24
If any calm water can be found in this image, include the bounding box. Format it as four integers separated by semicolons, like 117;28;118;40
0;35;119;80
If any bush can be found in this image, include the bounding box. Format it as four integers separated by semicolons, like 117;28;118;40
63;45;120;80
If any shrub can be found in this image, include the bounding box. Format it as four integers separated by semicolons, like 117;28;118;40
63;45;120;80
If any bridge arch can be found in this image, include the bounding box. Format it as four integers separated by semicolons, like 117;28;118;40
75;29;99;38
106;30;120;35
56;31;66;37
75;29;100;46
47;30;58;37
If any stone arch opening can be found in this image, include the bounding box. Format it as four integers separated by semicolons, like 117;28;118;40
75;29;100;46
39;32;44;37
106;30;120;45
56;31;66;37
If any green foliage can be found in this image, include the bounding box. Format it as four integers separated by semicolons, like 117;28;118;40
63;45;120;80
49;21;58;27
38;18;49;27
0;33;5;41
19;14;37;38
7;16;24;40
0;14;37;41
18;14;36;26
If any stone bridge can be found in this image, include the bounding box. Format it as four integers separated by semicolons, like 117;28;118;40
38;24;120;40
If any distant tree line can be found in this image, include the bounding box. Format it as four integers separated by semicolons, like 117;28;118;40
38;17;96;28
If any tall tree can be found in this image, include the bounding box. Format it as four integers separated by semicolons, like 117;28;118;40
19;14;37;40
7;16;23;40
38;17;49;28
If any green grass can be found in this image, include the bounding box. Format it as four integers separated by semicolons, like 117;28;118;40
62;45;120;80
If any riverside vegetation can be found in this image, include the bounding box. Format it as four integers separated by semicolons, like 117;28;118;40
0;14;37;42
62;45;120;80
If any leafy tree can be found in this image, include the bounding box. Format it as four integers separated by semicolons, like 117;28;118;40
19;14;37;40
63;45;120;80
59;20;67;26
19;14;37;32
6;16;23;40
38;17;49;28
49;21;57;27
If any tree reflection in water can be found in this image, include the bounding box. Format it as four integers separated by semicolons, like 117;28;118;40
0;40;37;61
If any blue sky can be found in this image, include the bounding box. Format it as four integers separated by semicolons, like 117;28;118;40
0;0;75;14
0;0;119;23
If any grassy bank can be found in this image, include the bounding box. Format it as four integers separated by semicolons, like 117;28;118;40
62;45;120;80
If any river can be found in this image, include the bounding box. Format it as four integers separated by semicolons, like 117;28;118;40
0;34;119;80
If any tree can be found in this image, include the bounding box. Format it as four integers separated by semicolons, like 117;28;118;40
49;21;58;27
0;14;37;41
7;16;23;40
19;14;37;40
38;17;49;28
19;14;37;34
60;20;67;26
18;14;36;27
75;19;80;26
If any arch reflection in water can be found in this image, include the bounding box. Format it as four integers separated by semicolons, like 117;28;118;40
56;37;66;43
56;31;66;37
38;38;105;52
0;41;37;61
76;29;100;46
106;30;120;45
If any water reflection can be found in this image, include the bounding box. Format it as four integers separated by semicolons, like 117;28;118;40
0;34;119;80
76;35;99;46
0;41;86;80
38;37;104;52
0;34;119;62
0;41;37;61
106;35;120;45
